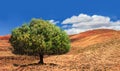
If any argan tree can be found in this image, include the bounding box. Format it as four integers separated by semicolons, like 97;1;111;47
9;19;70;64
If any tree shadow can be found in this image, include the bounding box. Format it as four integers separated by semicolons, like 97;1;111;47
13;63;58;67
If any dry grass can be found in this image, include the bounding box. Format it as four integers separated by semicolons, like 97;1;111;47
0;29;120;71
70;29;120;47
0;38;120;71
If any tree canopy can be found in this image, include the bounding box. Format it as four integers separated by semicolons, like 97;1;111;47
9;19;70;64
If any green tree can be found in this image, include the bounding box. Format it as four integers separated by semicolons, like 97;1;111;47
9;19;70;64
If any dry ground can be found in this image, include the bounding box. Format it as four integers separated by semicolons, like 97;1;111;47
0;29;120;71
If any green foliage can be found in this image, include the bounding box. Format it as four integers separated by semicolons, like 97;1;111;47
10;19;70;55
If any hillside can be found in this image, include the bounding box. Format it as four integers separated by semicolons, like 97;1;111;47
0;35;10;40
0;29;120;71
0;35;11;47
70;29;120;47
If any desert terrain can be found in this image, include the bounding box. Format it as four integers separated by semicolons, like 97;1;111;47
0;29;120;71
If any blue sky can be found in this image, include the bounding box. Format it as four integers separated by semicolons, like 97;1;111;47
0;0;120;35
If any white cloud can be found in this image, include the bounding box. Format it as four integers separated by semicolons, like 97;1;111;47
64;28;85;35
62;14;120;35
62;14;92;24
49;20;59;24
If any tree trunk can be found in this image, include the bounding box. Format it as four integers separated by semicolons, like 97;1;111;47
38;53;44;64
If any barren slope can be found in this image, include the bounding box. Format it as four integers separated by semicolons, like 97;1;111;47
0;35;11;47
70;29;120;47
0;29;120;71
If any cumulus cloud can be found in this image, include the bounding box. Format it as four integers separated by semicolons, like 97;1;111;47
64;28;85;35
62;14;120;35
49;20;59;24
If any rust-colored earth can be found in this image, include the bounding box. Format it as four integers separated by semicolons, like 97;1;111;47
0;35;10;40
0;29;120;71
70;29;120;47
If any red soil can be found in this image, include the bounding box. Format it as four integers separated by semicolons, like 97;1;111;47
0;35;11;47
0;35;11;40
70;29;120;47
0;29;120;71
